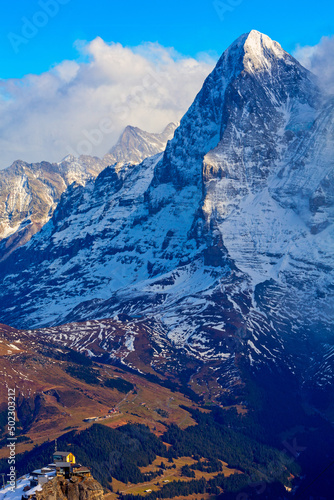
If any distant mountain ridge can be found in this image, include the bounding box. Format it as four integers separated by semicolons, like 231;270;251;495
0;123;177;260
105;122;178;171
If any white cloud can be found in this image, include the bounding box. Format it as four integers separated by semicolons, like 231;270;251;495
293;35;334;94
0;39;215;169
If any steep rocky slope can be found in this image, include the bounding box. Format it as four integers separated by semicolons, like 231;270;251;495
35;475;104;500
0;124;176;260
0;31;333;397
104;122;177;171
0;157;106;261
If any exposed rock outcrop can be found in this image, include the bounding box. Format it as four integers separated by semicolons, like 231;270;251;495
0;123;176;261
105;122;177;171
0;157;106;261
35;476;104;500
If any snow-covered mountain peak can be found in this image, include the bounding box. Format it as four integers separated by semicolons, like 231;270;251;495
242;30;286;70
59;154;76;163
219;30;297;77
105;122;177;169
151;30;319;196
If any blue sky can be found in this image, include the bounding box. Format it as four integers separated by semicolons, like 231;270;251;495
1;0;333;79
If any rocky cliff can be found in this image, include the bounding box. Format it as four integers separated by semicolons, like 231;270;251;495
0;124;176;260
0;156;106;261
35;476;104;500
104;122;177;171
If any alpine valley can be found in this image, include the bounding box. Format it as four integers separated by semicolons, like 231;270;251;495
0;31;334;499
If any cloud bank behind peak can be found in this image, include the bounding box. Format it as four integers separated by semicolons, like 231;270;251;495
293;35;334;94
0;38;215;169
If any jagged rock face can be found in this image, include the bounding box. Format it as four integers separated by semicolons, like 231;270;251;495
199;32;331;287
0;157;106;261
35;476;104;500
0;31;333;391
104;122;177;171
0;124;176;261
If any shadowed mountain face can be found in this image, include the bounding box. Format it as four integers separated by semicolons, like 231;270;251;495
0;31;333;398
0;124;176;261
